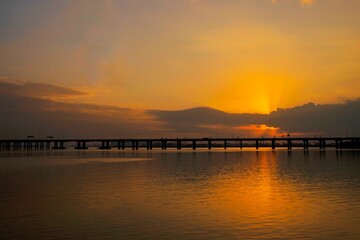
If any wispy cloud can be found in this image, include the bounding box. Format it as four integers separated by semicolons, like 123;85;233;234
271;0;315;5
300;0;315;5
0;78;88;99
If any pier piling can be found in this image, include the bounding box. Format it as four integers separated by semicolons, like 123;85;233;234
1;137;359;151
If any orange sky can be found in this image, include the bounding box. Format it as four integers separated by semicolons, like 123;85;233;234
1;0;360;114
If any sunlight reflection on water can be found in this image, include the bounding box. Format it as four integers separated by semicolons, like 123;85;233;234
0;150;360;239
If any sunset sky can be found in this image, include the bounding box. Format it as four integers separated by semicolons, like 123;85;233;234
0;0;359;138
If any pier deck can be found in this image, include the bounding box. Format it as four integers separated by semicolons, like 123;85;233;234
0;137;360;150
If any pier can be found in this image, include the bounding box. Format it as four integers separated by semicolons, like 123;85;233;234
0;137;360;151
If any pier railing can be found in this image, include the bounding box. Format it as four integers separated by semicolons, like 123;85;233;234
0;137;360;150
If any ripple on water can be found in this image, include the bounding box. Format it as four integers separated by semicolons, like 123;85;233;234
0;150;360;239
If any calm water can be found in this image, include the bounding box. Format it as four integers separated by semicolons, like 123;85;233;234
0;149;360;239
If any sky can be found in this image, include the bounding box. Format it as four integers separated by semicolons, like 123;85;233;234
0;0;359;138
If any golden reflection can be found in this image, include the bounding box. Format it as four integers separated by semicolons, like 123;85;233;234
71;152;360;237
206;152;321;226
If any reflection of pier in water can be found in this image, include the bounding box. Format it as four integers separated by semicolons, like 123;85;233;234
0;137;360;150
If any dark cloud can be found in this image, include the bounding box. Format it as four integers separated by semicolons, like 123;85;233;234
0;93;162;138
0;79;87;98
1;79;359;138
268;101;360;135
147;107;267;136
148;107;266;126
148;100;360;136
0;80;160;138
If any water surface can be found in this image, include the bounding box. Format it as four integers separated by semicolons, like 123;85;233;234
0;149;360;239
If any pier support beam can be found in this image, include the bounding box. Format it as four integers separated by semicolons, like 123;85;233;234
161;140;167;150
224;140;227;150
75;141;88;150
352;139;356;149
12;141;16;150
208;140;211;150
271;139;275;150
27;141;33;150
192;140;196;150
303;140;309;150
53;141;65;149
287;139;292;150
5;141;11;150
76;141;80;149
99;141;111;150
256;140;259;150
319;140;326;150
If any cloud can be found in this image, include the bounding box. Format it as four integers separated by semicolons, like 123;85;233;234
268;101;360;135
0;78;87;99
0;80;359;138
147;107;277;137
148;100;360;137
0;80;161;138
271;0;315;5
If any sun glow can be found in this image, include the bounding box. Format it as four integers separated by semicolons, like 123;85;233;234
237;124;281;137
209;71;298;114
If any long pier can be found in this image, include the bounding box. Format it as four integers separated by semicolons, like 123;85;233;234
0;137;360;151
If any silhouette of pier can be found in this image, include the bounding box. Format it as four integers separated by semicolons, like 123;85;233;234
0;137;360;151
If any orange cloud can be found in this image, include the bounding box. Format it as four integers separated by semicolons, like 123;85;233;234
196;124;282;137
236;124;281;137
